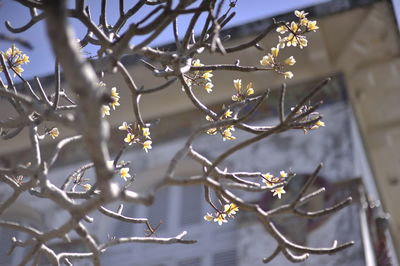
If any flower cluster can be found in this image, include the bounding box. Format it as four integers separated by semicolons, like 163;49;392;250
206;107;236;141
119;122;152;152
231;79;254;102
204;203;239;225
100;82;120;117
260;46;295;79
262;170;292;199
185;59;214;93
72;171;91;191
260;10;319;79
276;10;319;49
290;105;325;133
75;162;133;191
311;120;325;130
0;44;29;76
205;78;256;140
107;160;133;182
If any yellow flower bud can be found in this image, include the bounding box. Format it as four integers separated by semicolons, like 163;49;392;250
143;140;152;153
307;20;319;31
49;128;59;139
276;25;288;34
233;79;242;91
204;213;214;222
271;47;279;58
118;122;129;131
204;82;214;93
290;21;299;32
101;105;110;117
83;184;92;191
284;56;296;66
284;71;294;79
260;54;274;66
120;167;131;181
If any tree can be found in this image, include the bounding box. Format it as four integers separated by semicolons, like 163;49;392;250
0;0;354;265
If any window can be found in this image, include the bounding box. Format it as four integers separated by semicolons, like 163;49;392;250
112;204;136;237
0;228;17;265
212;249;237;266
177;257;201;266
147;188;169;232
180;185;202;227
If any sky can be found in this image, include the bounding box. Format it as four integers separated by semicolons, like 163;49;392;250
0;0;329;79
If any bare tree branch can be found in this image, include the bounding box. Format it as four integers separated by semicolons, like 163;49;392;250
0;1;354;264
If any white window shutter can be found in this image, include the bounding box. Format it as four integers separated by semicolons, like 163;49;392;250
180;185;202;227
112;204;136;237
0;228;17;265
177;257;201;266
148;188;169;231
212;249;237;266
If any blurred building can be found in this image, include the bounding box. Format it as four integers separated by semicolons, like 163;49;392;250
1;0;400;265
